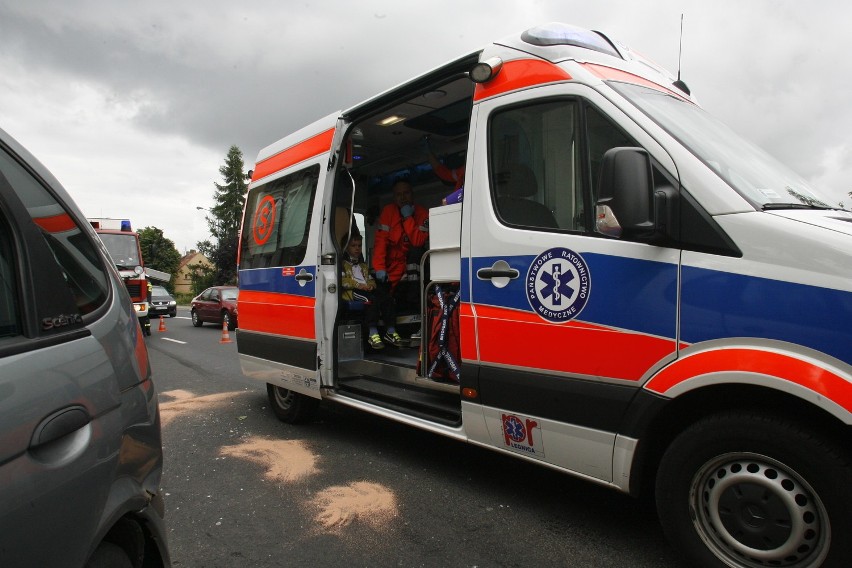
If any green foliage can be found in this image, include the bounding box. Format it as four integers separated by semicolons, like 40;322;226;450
199;145;247;285
187;262;217;296
138;226;181;291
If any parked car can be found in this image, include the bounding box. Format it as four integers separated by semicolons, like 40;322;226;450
191;286;238;330
149;285;177;318
0;126;170;567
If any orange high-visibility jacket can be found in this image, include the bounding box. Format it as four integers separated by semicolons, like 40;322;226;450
372;202;429;287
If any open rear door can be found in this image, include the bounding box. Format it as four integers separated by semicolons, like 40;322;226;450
237;111;341;399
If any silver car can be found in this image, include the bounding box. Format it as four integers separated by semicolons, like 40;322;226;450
0;127;170;567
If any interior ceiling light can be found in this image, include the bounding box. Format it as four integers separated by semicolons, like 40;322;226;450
422;90;446;100
376;115;406;126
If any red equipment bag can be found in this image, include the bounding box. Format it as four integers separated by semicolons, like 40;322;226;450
425;284;461;382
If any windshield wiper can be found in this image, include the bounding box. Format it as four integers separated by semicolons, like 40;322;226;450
762;203;834;211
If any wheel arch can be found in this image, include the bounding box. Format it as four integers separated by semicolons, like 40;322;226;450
627;382;851;499
86;511;168;568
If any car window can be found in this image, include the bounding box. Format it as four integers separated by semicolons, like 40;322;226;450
221;289;238;301
0;216;19;339
0;146;109;316
152;286;169;296
210;289;220;301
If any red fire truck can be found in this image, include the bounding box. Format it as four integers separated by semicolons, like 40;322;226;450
89;218;151;335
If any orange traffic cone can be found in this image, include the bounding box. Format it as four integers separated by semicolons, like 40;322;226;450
219;319;232;344
158;315;167;332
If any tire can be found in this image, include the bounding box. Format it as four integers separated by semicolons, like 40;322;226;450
223;310;236;331
266;383;320;424
85;542;133;568
191;309;203;327
655;412;851;568
169;310;176;318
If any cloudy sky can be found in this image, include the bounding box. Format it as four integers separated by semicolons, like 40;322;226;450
1;1;850;254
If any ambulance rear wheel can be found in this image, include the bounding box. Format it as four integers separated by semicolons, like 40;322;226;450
266;384;319;424
655;412;851;568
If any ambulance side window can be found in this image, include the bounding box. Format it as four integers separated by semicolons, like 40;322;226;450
239;165;320;269
488;98;640;234
585;104;636;201
489;100;583;231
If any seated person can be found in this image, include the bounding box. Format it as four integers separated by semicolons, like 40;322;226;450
341;235;402;349
372;179;429;321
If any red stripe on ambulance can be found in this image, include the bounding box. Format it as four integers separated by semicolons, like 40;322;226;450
582;63;689;100
252;128;335;181
473;59;572;102
646;348;852;412
238;290;316;339
474;304;677;381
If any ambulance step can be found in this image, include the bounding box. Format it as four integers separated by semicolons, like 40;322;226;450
337;376;461;426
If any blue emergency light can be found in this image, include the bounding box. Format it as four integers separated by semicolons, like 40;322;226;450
121;219;132;231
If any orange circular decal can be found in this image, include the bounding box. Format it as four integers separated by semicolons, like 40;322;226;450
252;195;276;245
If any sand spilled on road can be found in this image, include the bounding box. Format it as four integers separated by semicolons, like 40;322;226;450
159;389;245;427
219;437;319;483
309;481;398;531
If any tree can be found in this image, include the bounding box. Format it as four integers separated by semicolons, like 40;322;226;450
138;226;181;291
199;145;247;285
186;262;217;296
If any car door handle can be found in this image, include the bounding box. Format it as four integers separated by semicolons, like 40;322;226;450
295;272;314;282
476;268;519;279
30;406;90;449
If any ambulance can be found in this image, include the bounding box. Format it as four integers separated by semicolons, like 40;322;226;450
236;23;851;567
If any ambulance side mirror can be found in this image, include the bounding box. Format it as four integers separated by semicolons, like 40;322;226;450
595;147;656;239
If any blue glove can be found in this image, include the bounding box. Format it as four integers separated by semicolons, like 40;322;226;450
400;204;414;218
375;270;387;282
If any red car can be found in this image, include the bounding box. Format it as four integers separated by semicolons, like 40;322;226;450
191;286;239;330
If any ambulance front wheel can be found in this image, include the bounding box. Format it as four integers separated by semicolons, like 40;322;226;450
655;412;851;568
266;384;319;424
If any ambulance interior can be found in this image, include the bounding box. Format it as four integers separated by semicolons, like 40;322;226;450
331;67;477;424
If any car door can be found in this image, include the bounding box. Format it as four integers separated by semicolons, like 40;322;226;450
206;288;220;321
463;84;680;481
0;140;127;565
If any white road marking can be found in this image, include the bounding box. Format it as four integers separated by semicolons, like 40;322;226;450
161;337;187;344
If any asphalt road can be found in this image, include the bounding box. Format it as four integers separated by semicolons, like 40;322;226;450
146;308;683;567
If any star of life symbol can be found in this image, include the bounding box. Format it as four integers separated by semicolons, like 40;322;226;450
504;415;526;442
501;413;544;457
526;247;590;323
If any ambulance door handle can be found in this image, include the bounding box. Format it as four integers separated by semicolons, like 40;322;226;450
476;268;519;279
477;260;518;289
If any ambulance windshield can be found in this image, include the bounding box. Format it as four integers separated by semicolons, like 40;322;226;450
612;82;837;210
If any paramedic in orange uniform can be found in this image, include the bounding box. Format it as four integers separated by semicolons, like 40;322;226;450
372;180;429;291
423;136;465;204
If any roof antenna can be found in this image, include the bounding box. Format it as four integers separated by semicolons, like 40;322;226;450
673;14;691;95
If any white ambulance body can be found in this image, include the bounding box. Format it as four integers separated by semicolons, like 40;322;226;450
237;23;851;567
